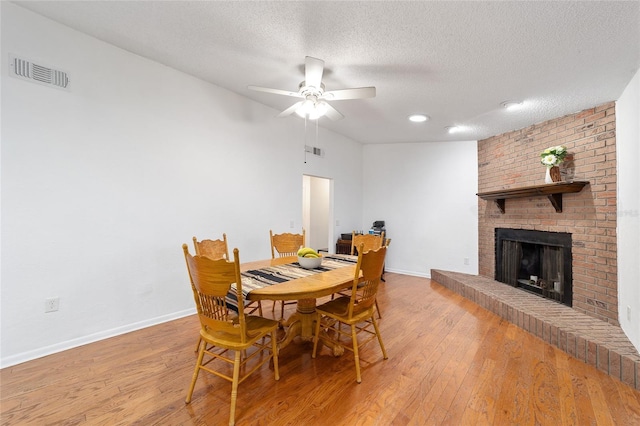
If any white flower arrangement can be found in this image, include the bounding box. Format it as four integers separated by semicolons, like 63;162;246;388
540;145;567;167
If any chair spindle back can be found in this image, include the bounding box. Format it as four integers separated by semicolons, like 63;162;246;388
270;229;305;258
192;234;229;260
351;231;385;255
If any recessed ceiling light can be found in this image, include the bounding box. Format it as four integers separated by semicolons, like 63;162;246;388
408;114;429;123
445;126;460;134
501;100;523;110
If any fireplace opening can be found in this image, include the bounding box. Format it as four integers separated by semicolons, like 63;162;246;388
495;228;572;306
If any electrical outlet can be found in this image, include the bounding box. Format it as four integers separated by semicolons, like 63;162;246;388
628;306;632;321
336;219;340;226
290;220;294;228
45;297;59;313
464;257;470;265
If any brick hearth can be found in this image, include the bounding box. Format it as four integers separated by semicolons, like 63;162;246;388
431;269;639;390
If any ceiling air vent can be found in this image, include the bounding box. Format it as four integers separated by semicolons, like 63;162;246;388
9;55;70;90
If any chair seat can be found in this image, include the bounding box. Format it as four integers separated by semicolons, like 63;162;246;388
201;315;279;349
316;297;375;324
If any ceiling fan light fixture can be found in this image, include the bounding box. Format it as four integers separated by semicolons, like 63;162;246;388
314;101;329;116
307;109;323;120
295;99;316;118
408;114;429;123
295;99;327;120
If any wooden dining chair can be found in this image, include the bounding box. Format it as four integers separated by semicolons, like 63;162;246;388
269;229;305;319
340;231;385;317
192;234;229;260
350;231;385;255
312;243;388;383
182;245;280;426
192;234;262;350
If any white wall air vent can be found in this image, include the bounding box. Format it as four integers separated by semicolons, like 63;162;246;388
9;55;70;90
305;145;324;157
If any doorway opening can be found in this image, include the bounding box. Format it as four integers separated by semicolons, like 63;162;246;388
302;175;333;253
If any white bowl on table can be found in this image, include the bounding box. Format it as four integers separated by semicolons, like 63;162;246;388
298;255;322;269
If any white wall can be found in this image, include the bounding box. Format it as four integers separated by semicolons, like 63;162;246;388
0;3;363;367
616;68;640;350
362;141;479;277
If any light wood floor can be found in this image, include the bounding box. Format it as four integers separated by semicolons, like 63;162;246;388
2;273;640;425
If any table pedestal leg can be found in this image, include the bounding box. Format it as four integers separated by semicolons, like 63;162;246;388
276;298;344;356
276;299;315;352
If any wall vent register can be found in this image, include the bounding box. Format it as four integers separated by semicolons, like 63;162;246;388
304;145;324;157
9;55;70;90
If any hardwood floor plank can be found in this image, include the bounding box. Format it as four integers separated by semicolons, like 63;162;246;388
489;323;527;424
407;307;488;423
437;317;500;424
2;273;640;425
567;357;600;425
554;350;581;425
584;373;616;425
613;379;640;422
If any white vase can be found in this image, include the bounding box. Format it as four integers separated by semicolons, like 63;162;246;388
545;166;553;184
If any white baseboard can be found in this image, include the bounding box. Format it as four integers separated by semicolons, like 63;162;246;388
384;267;430;279
0;308;196;369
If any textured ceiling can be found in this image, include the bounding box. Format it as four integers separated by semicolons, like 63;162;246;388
13;1;640;144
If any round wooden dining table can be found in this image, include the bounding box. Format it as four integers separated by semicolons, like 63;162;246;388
241;255;357;355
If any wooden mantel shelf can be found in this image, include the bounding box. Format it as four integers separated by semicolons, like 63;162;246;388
477;181;589;213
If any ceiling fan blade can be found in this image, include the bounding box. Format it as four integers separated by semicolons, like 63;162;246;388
248;85;301;98
323;87;376;100
323;103;344;121
304;56;324;90
277;101;304;118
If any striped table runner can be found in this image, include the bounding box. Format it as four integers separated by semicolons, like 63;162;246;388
227;256;357;311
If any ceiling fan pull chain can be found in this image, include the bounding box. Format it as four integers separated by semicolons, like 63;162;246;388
304;115;308;164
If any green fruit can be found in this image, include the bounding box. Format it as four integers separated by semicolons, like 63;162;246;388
304;253;319;258
298;247;317;257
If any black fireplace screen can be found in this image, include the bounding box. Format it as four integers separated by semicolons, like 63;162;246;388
495;228;572;306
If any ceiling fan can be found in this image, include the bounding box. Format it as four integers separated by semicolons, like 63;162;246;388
248;56;376;121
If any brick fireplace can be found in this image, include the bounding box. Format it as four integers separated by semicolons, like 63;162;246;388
432;101;638;388
478;102;618;326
